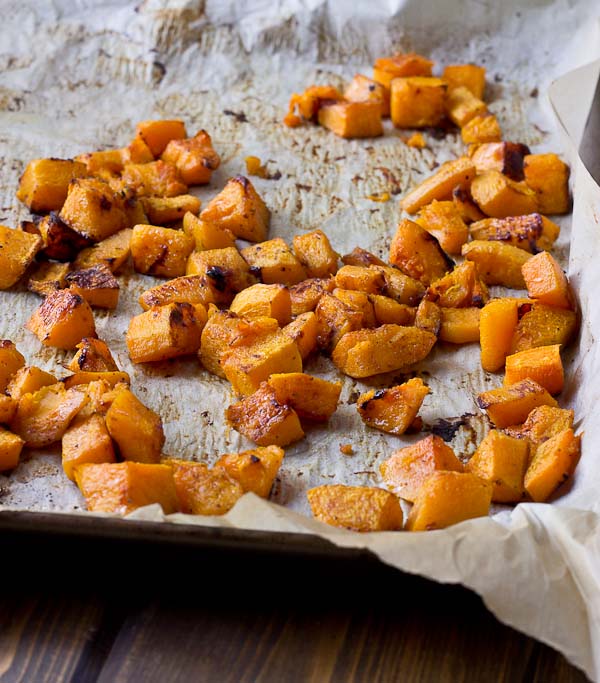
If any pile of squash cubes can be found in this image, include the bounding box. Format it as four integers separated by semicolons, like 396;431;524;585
0;50;581;532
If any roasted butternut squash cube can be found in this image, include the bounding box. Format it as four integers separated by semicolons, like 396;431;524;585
182;212;236;251
119;135;155;166
479;298;519;372
318;100;383;138
406;471;492;531
75;461;179;514
315;293;364;351
342;247;386;268
289;277;335;315
226;382;304;447
68;338;118;373
461;114;502;144
334;265;385;294
0;396;17;424
470;142;530;181
510;303;577;353
471;171;537;218
524;429;580;502
462;240;531;289
380;435;463;502
416;200;469;255
476;378;558;428
373;52;433;89
470;214;559;253
6;366;56;401
75;149;124;175
62;413;116;481
74;380;128;421
389;219;454;286
426;261;487;308
105;388;164;463
230;284;291;326
415;298;442;337
333;289;376;328
187;246;257;302
0;341;26;392
446;86;487;127
370;295;416;326
37;212;91;261
439;307;480;343
200;175;270;243
0;428;24;471
521;251;572;309
241;238;306;286
161;129;220;185
17;158;86;212
390;77;447;128
443;64;486;98
26;289;96;350
10;383;88;447
374;265;425;305
214;445;284;498
124;160;188;197
142;195;201;225
358;377;429;436
135;119;187;156
0;225;42;289
131;224;194;278
127;302;207;363
401;157;476;214
344;74;389;116
282;312;318;360
139;274;215;311
267;373;341;421
307;484;403;532
65;264;120;309
73;228;132;273
505;405;574;445
466;430;529;503
283;85;343;126
332;325;437;378
28;261;70;298
452;186;486;223
293;229;339;278
504;344;564;395
523;153;570;214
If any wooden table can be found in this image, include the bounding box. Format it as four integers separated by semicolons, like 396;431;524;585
0;524;589;683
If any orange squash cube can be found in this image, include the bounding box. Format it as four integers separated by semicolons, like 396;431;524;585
121;160;187;197
401;157;476;214
26;289;96;350
318;100;383;138
523;153;570;214
293;229;339;278
524;429;580;502
510;303;577;353
0;225;42;290
358;377;429;436
373;265;425;305
283;85;343;125
6;366;56;401
62;413;116;481
17;158;86;212
342;247;386;268
479;298;519;372
142;195;201;225
416;200;469;255
28;261;71;298
65;265;120;310
334;265;386;294
215;445;284;498
187;246;258;302
370;295;416;326
68;338;118;373
289;277;335;315
426;261;487;308
75;149;124;175
182;212;236;251
470;142;530;181
282;312;318;360
135;119;187;156
461;114;502;144
139;274;215;311
161;130;220;185
267;372;341;421
446;86;487;127
373;52;433;89
476;378;558;428
131;224;194;278
73;228;132;273
390;77;447;128
521;251;572;309
505;405;574;445
471;170;537;218
37;212;91;261
0;427;24;471
469;214;560;253
439;307;480;344
462;240;531;289
443;64;486;98
333;289;376;328
0;341;26;392
415;299;442;336
344;74;389;116
451;186;486;223
315;293;364;351
230;284;292;325
504;344;564;395
241;238;307;285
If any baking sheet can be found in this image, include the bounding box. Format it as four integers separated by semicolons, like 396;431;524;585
0;0;600;678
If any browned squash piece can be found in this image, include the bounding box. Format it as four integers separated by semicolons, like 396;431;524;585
230;284;291;326
374;265;426;305
135;119;187;156
471;170;537;218
182;212;236;251
0;225;42;290
73;228;132;273
390;77;447;128
241;238;307;286
142;195;201;225
452;186;486;223
165;459;243;515
62;413;116;481
461;114;502;144
283;85;343;126
446;86;487;127
479;298;519;372
380;435;463;502
200;175;270;243
282;312;318;360
401;157;476;214
470;142;530;181
0;341;26;392
105;388;164;463
462;240;531;289
344;74;389;117
333;289;376;328
0;396;17;424
524;429;580;502
139;274;215;311
426;261;487;308
28;261;70;297
341;247;386;268
415;299;442;336
214;445;284;498
318;100;383;138
390;219;453;286
75;149;124;175
523;153;570;214
476;378;558;428
65;264;120;309
521;251;572;309
357;377;429;436
121;160;187;197
226;382;304;447
334;265;386;295
505;405;574;445
63;371;130;389
293;229;339;278
161;130;220;185
75;461;179;515
26;289;96;350
439;307;480;343
10;383;88;447
370;295;416;326
315;292;364;351
373;52;433;89
17;158;86;212
469;214;560;253
222;329;302;396
267;373;341;421
289;277;336;315
130;224;194;279
68;338;118;373
466;430;529;503
406;471;492;531
0;428;24;471
119;135;154;166
37;212;91;261
307;484;403;532
504;344;564;395
332;325;437;378
127;302;207;363
443;64;486;98
6;366;56;401
416;200;469;255
73;380;127;421
510;303;577;353
187;246;258;303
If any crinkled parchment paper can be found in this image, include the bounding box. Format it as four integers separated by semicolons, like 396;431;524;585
1;0;600;677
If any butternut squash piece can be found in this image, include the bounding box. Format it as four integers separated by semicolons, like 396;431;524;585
370;295;416;326
318;100;383;138
479;298;519;372
200;175;270;243
471;170;537;218
462;240;531;289
342;247;386;268
282;312;318;360
402;156;476;215
75;149;124;175
333;289;376;328
241;237;307;286
334;265;385;294
0;341;26;392
161;129;220;185
416;200;469;255
521;251;572;309
510;303;577;353
315;293;364;351
293;229;339;278
120;135;154;166
461;114;502;144
0;428;24;471
415;299;442;336
289;277;336;315
332;325;437;378
142;195;201;225
476;378;558;428
65;264;120;309
26;289;96;350
267;373;341;422
307;484;403;532
469;214;560;253
74;380;128;421
139;274;215;311
0;396;17;424
131;224;194;278
121;160;187;197
344;74;389;117
505;405;574;445
6;366;56;401
135;119;187;156
470;142;530;181
37;212;91;261
373;52;433;89
63;371;130;389
105;388;164;463
380;435;464;502
439;307;480;344
524;429;580;502
230;284;292;326
28;261;70;297
466;430;529;503
73;228;132;273
226;382;304;447
214;445;284;498
446;86;487;127
68;338;118;373
389;219;453;286
426;261;487;308
373;265;426;305
0;225;42;289
504;344;564;395
75;461;179;515
443;64;486;98
358;377;429;436
187;246;258;303
390;77;447;128
452;186;486;223
406;471;492;531
17;158;86;212
283;85;343;126
523;153;570;214
62;413;116;481
182;212;236;251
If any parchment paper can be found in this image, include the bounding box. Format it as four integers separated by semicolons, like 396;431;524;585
1;0;600;678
